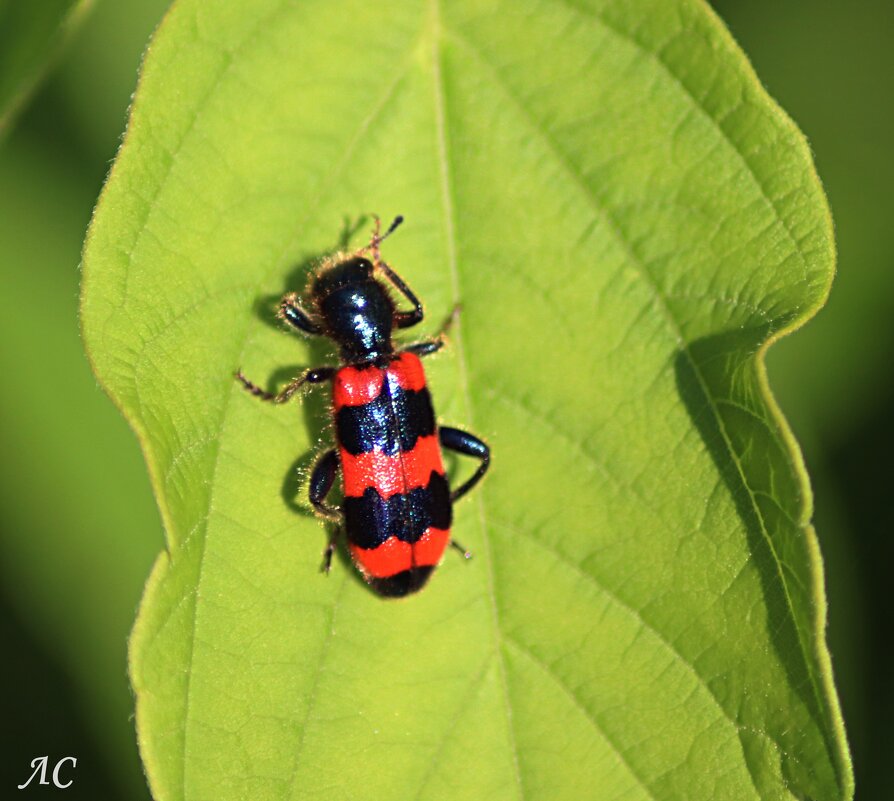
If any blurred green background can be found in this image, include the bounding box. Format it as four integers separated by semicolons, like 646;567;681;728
0;1;890;798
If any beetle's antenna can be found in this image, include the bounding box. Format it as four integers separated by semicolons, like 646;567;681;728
368;214;404;265
381;215;404;241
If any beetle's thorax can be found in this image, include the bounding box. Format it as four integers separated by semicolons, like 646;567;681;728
312;256;395;363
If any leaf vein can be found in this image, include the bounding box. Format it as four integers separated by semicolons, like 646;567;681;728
430;3;526;798
446;26;833;790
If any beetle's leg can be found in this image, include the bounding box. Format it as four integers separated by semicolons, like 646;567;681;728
449;539;473;560
403;340;442;357
364;215;423;329
309;448;342;574
439;426;490;503
235;366;335;403
321;529;341;574
402;304;462;357
379;260;425;329
278;292;322;335
309;449;341;519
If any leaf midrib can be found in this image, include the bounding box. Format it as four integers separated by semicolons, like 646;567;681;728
153;45;418;801
428;1;527;799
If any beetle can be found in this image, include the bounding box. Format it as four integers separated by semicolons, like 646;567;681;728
236;216;490;597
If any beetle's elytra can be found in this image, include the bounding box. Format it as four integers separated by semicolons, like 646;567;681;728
237;216;490;597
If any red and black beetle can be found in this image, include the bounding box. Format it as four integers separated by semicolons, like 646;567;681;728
237;217;490;597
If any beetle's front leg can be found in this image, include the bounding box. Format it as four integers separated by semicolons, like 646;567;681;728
235;366;335;403
278;292;323;335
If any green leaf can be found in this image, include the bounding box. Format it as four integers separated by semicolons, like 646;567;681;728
80;0;852;799
0;0;93;137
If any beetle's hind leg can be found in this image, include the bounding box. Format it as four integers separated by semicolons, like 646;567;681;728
449;539;473;560
321;527;343;574
439;426;490;503
309;449;344;574
439;427;489;560
309;448;341;519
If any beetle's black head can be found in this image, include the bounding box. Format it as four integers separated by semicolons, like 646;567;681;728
311;256;394;363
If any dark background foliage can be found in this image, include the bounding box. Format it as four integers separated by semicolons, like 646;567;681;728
0;1;889;798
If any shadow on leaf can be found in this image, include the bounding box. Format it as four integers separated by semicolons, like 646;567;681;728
675;322;835;793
